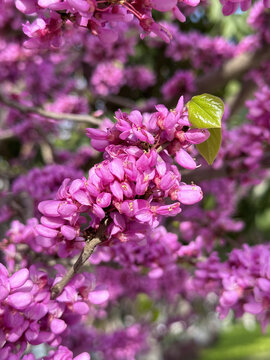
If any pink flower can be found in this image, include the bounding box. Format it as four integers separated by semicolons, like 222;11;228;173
151;0;177;12
175;148;197;169
177;184;203;205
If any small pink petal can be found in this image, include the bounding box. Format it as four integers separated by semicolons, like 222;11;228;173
148;268;164;278
25;303;48;321
61;225;77;240
88;287;109;305
8;292;32;310
74;353;91;360
109;158;124;181
38;200;61;217
9;269;29;289
40;216;65;229
244;302;263;315
50;318;67;334
185;129;210;144
0;286;9;301
73;190;91;206
175;149;196;169
36;224;58;238
58;203;77;217
73;301;90;315
258;278;270;292
151;0;177;11
0;263;9;277
178;184;203;205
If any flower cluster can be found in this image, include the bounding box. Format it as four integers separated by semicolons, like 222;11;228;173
15;0;202;48
3;100;58;142
0;48;90;144
0;263;107;359
12;165;83;214
1;217;200;356
90;324;148;360
220;0;270;15
213;86;269;186
161;70;195;101
3;217;83;261
91;225;180;273
125;65;156;91
160;23;236;71
90;62;156;96
60;323;148;360
82;21;138;63
179;178;244;255
37;96;208;249
22;346;90;360
246;85;270;133
193;244;270;331
90;61;125;96
248;0;270;44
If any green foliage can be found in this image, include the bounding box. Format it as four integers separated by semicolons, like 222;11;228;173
187;94;224;129
200;323;270;360
197;128;222;165
207;0;251;41
256;208;270;233
187;93;224;164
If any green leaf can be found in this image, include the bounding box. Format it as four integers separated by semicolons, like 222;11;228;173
196;128;222;165
187;94;224;129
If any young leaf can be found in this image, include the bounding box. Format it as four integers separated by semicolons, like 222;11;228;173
196;128;222;165
187;94;224;129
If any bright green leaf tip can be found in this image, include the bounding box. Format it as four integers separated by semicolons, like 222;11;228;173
197;128;222;165
186;94;224;165
187;93;224;129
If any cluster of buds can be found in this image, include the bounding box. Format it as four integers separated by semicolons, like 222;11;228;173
220;0;270;15
37;96;208;250
0;263;107;359
16;0;201;47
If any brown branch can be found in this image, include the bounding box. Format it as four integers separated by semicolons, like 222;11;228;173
182;165;229;183
102;94;137;109
0;93;101;126
40;142;54;164
51;222;107;299
0;129;14;140
182;152;270;183
196;45;270;94
156;142;169;153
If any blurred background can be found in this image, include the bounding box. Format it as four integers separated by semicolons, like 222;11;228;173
0;0;270;359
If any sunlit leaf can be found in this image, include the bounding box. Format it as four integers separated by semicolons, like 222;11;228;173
187;93;224;129
197;128;222;165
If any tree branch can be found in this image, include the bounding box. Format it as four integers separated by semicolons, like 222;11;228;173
51;222;107;299
40;142;54;164
0;129;14;141
182;152;270;183
0;93;101;126
102;94;137;109
196;45;270;94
